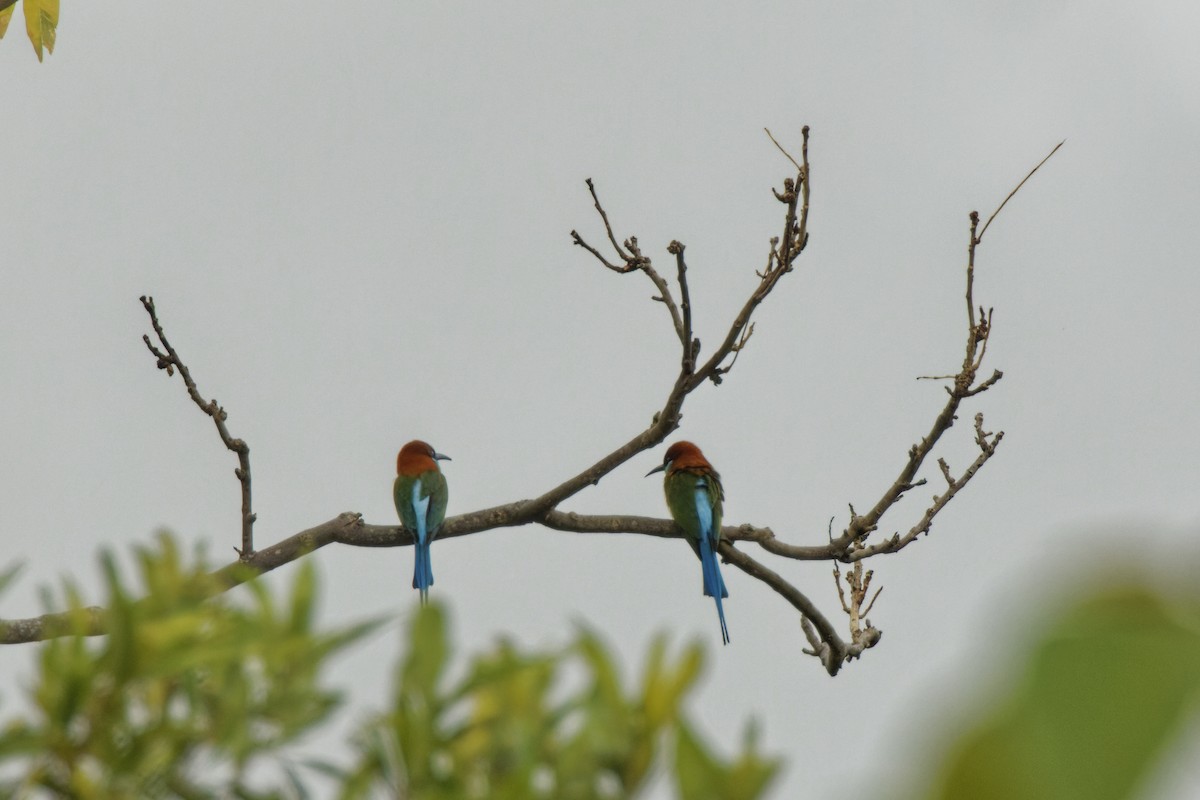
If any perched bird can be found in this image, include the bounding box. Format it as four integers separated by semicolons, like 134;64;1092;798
646;441;730;644
394;440;451;604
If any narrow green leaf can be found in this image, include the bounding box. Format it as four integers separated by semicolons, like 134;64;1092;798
401;602;450;702
727;719;782;800
0;562;22;598
0;3;16;41
288;560;317;634
22;0;57;61
674;717;723;800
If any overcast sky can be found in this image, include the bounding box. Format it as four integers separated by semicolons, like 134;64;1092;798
3;2;1200;797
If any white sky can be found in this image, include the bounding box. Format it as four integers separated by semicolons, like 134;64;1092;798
3;2;1200;798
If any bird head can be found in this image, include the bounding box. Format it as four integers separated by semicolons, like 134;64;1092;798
397;439;452;475
645;440;707;477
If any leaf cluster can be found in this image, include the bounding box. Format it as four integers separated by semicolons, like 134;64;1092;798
0;0;58;61
333;605;779;800
0;535;377;798
0;536;779;799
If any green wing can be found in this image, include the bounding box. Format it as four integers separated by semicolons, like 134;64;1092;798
393;474;418;529
706;470;724;542
665;467;724;545
422;469;449;534
393;470;448;537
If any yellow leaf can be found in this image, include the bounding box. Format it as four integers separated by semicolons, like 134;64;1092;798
0;2;16;41
23;0;58;62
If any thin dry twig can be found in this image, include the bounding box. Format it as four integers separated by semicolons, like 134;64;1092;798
140;296;256;558
668;239;697;373
693;126;810;388
832;558;881;647
814;139;1062;562
721;541;878;676
572;182;687;347
764;127;802;173
701;141;1058;655
861;585;883;618
978;140;1065;243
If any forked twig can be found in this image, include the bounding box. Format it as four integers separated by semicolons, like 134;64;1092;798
140;296;256;558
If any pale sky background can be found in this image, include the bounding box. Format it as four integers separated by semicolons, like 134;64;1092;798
3;2;1200;798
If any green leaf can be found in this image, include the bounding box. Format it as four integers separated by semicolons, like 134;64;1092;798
576;625;625;708
0;2;16;41
288;559;317;634
22;0;57;61
644;637;704;728
0;533;378;797
674;716;780;800
726;720;782;800
401;602;450;703
931;583;1200;800
0;562;22;598
100;550;137;682
675;717;723;800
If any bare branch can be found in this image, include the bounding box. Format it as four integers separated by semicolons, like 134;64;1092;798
821;178;1014;561
4;128;1048;681
763;127;802;172
963;368;1003;398
974;412;999;455
861;585;883;618
833;559;882;648
668;239;697;373
694;126;811;387
570;229;629;273
9;138;826;648
719;542;877;676
1;606;107;644
584;177;633;263
833;561;851;613
844;422;1003;562
1;513;362;644
966;211;980;333
571;180;687;347
697;146;1036;577
140;296;256;558
977;140;1065;243
543;133;817;504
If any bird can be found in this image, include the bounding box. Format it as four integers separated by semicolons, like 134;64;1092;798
646;441;730;645
394;439;450;604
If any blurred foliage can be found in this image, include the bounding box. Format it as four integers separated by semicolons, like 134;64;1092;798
0;534;779;799
6;534;1198;799
0;533;378;798
0;0;58;61
926;578;1200;800
330;605;779;799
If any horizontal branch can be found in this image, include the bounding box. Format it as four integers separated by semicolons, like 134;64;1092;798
2;509;875;676
2;514;362;644
0;414;986;649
